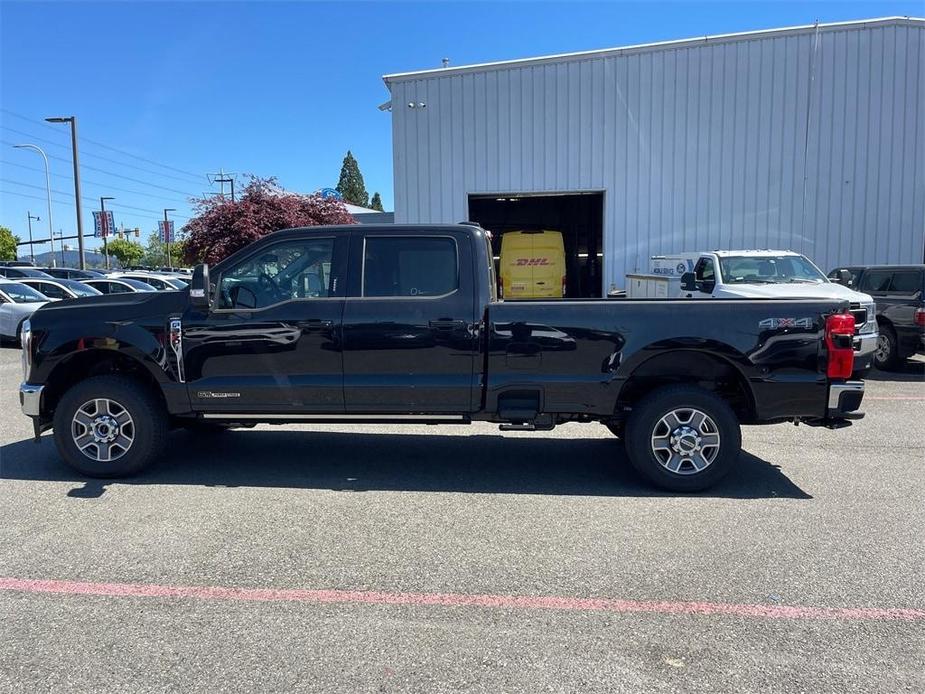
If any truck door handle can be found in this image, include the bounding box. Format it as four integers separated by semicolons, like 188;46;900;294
302;319;333;331
428;319;466;330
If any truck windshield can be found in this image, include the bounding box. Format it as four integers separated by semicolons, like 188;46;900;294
719;255;827;284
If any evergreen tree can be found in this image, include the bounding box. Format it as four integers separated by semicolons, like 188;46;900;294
335;150;369;207
369;192;384;211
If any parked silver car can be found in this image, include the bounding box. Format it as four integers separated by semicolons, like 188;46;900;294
19;278;103;301
108;272;188;291
0;280;48;342
82;277;158;294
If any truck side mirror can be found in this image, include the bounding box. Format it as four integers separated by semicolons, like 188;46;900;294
190;263;210;309
834;269;851;286
680;272;696;292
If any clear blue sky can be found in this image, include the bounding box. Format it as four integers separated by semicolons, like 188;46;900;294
1;0;920;257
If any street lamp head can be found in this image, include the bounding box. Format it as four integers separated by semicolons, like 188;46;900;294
45;117;73;123
101;196;115;202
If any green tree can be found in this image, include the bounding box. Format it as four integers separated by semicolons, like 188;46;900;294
369;192;384;211
0;226;19;261
141;232;186;268
106;238;145;268
335;150;369;207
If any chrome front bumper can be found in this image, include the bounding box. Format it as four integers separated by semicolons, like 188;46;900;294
854;331;878;357
852;331;878;372
19;383;44;417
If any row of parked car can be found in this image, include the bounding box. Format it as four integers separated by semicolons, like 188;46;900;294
0;263;190;342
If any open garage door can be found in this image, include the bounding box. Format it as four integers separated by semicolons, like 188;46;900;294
468;192;604;298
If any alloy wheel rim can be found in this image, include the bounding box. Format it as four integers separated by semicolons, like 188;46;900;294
71;398;135;462
650;407;721;475
875;334;890;362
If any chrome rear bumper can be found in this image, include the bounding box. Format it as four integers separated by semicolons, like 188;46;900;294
828;380;865;416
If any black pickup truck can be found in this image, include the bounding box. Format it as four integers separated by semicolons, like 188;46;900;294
19;223;865;491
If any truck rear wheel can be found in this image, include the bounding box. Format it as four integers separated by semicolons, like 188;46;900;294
624;385;741;492
53;375;168;478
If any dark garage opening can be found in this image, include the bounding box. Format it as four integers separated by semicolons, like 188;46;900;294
468;192;604;298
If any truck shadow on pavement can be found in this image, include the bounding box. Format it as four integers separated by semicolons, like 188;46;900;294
1;429;811;500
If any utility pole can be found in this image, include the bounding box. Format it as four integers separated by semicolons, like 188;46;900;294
163;208;176;269
26;212;40;263
46;116;86;269
208;168;237;202
100;196;114;270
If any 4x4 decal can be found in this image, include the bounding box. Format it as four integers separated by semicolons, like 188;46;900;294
758;317;813;329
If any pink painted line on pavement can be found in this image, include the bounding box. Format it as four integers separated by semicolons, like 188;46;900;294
865;396;925;401
1;577;923;622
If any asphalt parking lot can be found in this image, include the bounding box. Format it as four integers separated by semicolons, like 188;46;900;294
0;344;922;693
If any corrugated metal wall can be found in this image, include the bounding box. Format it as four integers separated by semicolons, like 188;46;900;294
388;20;925;289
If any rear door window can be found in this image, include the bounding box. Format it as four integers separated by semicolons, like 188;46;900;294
889;271;922;295
363;237;458;297
37;282;67;299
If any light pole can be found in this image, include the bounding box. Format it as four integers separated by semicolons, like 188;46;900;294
56;230;65;267
45;117;85;269
26;212;40;263
100;196;114;270
163;208;175;269
13;144;55;261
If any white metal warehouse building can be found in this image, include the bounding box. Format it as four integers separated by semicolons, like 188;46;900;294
382;17;925;297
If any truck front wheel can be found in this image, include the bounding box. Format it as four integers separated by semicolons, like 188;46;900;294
624;385;741;492
53;375;168;478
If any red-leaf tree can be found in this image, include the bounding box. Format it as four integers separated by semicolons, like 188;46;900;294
183;176;356;265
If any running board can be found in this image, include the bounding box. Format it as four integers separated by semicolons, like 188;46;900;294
200;413;469;424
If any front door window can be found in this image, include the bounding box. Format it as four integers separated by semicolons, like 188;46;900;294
218;238;335;310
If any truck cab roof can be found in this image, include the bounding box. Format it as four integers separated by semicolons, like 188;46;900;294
709;250;802;257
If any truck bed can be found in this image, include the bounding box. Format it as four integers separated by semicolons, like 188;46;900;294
485;297;841;422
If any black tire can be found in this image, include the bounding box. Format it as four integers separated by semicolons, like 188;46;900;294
624;385;742;492
53;375;168;478
873;325;900;370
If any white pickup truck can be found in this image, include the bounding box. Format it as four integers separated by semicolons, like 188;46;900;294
668;250;878;373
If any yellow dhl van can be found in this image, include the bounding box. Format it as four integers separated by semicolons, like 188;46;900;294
499;230;566;299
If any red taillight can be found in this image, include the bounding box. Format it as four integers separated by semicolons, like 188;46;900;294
915;308;925;327
825;312;856;379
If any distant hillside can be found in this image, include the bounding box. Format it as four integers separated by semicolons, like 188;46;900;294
28;249;112;269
